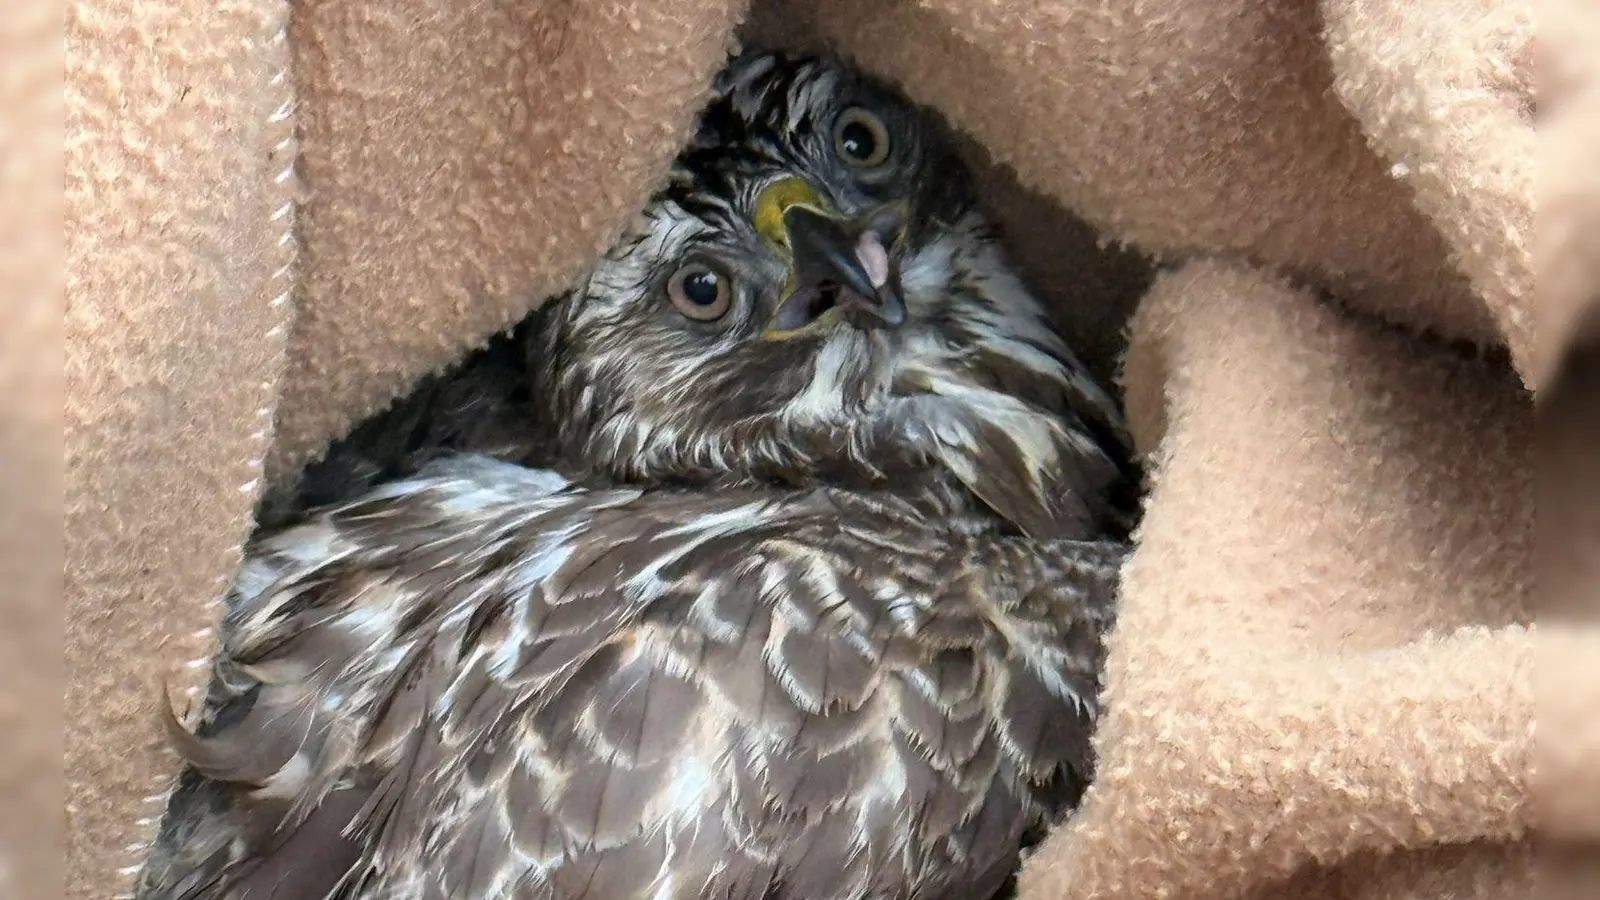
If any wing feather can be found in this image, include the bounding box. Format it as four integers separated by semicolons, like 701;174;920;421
137;455;1122;900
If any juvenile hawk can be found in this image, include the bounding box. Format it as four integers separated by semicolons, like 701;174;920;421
138;50;1140;900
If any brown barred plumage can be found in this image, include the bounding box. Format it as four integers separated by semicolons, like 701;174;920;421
137;49;1139;900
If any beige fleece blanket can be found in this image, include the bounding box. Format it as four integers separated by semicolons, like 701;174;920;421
63;1;1592;899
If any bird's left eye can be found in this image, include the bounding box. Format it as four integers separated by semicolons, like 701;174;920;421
833;107;891;169
667;263;733;322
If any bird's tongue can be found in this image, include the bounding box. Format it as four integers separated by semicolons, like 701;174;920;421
855;231;891;290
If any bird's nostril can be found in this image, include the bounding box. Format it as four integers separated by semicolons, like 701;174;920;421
810;283;840;320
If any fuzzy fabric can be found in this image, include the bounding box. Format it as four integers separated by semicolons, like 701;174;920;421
4;4;58;897
64;1;1582;899
65;1;299;896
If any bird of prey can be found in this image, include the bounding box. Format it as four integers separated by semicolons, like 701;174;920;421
137;49;1141;900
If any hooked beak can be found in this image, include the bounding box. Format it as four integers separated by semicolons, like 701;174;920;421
764;201;909;338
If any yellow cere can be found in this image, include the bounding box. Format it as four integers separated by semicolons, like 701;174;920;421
753;176;830;249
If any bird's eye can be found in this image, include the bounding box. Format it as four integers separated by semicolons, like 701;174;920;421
667;263;733;321
833;107;891;169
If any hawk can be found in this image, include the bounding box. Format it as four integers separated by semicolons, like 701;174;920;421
137;50;1141;900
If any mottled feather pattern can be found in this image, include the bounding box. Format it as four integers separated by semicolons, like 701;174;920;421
532;207;1133;543
148;456;1120;900
139;49;1141;900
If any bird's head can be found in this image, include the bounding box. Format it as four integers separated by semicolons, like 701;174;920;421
531;51;1135;538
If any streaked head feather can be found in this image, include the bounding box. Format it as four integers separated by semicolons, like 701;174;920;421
531;52;1134;539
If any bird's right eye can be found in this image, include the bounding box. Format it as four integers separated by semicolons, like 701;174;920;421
833;107;892;169
667;263;733;322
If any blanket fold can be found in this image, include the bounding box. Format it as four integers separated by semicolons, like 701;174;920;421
269;0;748;480
65;1;300;896
1019;259;1533;900
751;0;1505;359
1320;0;1535;385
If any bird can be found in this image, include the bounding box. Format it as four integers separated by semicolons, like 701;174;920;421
135;49;1142;900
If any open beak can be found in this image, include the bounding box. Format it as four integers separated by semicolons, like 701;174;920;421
761;191;909;338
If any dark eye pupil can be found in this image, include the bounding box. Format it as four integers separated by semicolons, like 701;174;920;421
682;270;721;305
839;122;877;160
